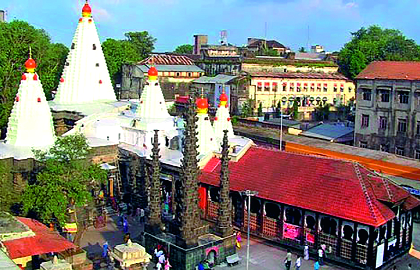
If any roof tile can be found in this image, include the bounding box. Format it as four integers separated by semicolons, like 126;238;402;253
356;61;420;81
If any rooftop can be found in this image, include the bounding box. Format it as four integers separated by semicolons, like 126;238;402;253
139;54;196;65
2;217;77;259
200;146;420;227
356;61;420;81
136;64;203;73
301;123;354;142
248;72;350;81
193;74;238;84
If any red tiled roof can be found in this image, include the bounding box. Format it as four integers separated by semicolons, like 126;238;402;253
3;217;77;259
199;147;420;227
249;72;351;81
356;61;420;80
139;54;195;65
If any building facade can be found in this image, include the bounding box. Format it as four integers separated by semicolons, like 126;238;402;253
242;72;355;119
354;61;420;158
121;54;204;100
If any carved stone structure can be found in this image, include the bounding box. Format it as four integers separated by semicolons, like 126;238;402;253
217;130;233;237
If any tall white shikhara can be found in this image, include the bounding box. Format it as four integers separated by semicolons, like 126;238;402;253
5;56;55;148
54;1;116;104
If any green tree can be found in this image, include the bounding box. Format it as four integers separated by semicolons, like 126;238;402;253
0;20;68;133
298;47;306;53
0;162;19;212
259;48;278;56
258;102;263;117
338;25;420;79
174;44;193;54
292;99;299;119
240;99;253;118
22;134;107;225
124;31;156;60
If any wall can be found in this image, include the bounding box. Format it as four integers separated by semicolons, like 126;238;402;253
242;62;338;74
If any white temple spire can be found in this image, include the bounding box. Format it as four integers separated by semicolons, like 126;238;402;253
53;0;116;104
5;55;55;148
214;89;234;142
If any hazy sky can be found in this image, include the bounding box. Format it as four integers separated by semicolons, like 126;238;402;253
2;0;420;52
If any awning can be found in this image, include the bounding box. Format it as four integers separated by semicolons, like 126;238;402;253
317;83;321;86
288;97;295;101
340;84;344;87
283;82;287;86
273;82;278;86
63;223;77;233
310;97;315;101
264;82;270;87
282;97;287;101
324;83;328;87
257;82;262;86
316;97;321;101
322;97;328;101
297;83;301;86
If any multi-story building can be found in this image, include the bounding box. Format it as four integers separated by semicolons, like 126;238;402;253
239;72;355;119
0;10;5;22
354;61;420;158
193;35;208;55
121;54;204;100
247;38;290;56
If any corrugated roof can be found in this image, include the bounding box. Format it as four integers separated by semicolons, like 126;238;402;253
249;72;350;81
199;146;420;227
137;65;203;73
193;74;237;84
139;54;195;65
356;61;420;81
3;217;77;259
295;52;327;61
301;123;354;142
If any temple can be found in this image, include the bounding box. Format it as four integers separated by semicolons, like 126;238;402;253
196;95;218;156
53;0;116;105
0;54;56;159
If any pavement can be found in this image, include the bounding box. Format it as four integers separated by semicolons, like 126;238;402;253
79;211;420;270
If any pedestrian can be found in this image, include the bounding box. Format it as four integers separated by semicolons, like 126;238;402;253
314;260;320;270
284;249;292;270
318;247;324;266
140;208;145;223
304;245;309;260
236;231;242;249
136;207;141;222
102;241;108;258
124;233;130;243
408;263;412;270
164;259;172;270
295;255;301;270
123;216;128;234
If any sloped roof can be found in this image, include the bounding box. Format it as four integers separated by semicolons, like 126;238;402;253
199;147;420;227
193;74;237;84
249;72;350;81
139;54;196;65
137;64;203;73
301;123;354;142
248;39;286;49
356;61;420;81
295;52;327;61
2;217;76;259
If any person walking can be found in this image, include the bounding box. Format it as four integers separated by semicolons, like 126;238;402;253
314;260;320;270
318;247;324;266
140;208;145;223
304;245;309;260
284;249;292;270
295;255;301;270
236;231;242;249
123;216;128;234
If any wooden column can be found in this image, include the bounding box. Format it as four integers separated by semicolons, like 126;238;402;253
351;223;358;262
300;210;306;245
337;219;342;257
367;226;375;268
315;213;320;248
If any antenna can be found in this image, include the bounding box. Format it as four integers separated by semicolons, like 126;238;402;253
220;30;227;46
264;22;267;40
307;25;310;52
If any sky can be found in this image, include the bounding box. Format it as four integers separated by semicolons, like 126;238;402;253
2;0;420;52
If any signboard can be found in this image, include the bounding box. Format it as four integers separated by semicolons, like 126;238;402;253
306;232;315;244
283;223;302;240
402;186;420;196
214;84;230;109
376;243;385;268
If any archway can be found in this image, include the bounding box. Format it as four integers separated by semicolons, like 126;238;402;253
285;207;301;226
358;229;369;245
343;225;354;240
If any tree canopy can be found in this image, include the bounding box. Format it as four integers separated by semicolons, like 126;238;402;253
174;44;193;54
0;20;68;134
338;25;420;79
102;31;156;88
22;134;107;225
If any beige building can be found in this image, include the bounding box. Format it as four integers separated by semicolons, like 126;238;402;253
244;72;355;118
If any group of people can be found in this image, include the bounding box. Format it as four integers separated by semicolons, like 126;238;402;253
284;245;325;270
154;245;171;270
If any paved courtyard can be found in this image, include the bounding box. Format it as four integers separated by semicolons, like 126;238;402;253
80;213;420;270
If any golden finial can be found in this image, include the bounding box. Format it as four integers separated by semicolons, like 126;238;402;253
29;46;32;59
201;87;204;98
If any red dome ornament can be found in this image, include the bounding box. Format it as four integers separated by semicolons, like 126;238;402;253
220;92;228;102
60;78;64;83
82;1;92;17
21;74;27;80
37;97;41;103
88;19;92;23
214;117;218;121
196;98;208;110
25;58;37;73
99;80;102;84
79;18;83;23
227;117;231;121
16;96;19;102
33;74;38;81
148;66;158;77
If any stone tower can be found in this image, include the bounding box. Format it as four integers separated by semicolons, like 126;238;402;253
217;130;233;237
176;91;203;247
147;130;162;232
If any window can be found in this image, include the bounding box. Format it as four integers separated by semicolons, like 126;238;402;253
264;83;270;91
399;91;409;104
395;147;405;156
333;85;338;92
272;83;278;92
95;63;99;67
340;84;344;92
282;84;287;92
397;119;407;133
380;90;390;102
297;84;301;92
310;84;315;92
93;44;97;50
323;84;328;92
380;144;388;152
415;150;420;160
176;72;180;77
359;141;367;148
317;84;322;92
257;83;262;91
361;114;369;128
417;121;420;135
362;89;372;101
379;117;387;129
348;87;352;93
188;72;192;77
71;43;75;49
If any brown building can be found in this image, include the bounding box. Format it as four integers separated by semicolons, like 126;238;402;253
247;38;289;56
354;61;420;159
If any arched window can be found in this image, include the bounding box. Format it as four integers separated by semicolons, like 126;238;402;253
93;44;97;50
169;136;179;150
320;217;337;236
209;187;219;202
358;229;369;245
379;225;387;241
250;197;261;214
285;208;301;226
165;137;169;147
343;225;354;240
265;203;280;219
305;216;316;230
